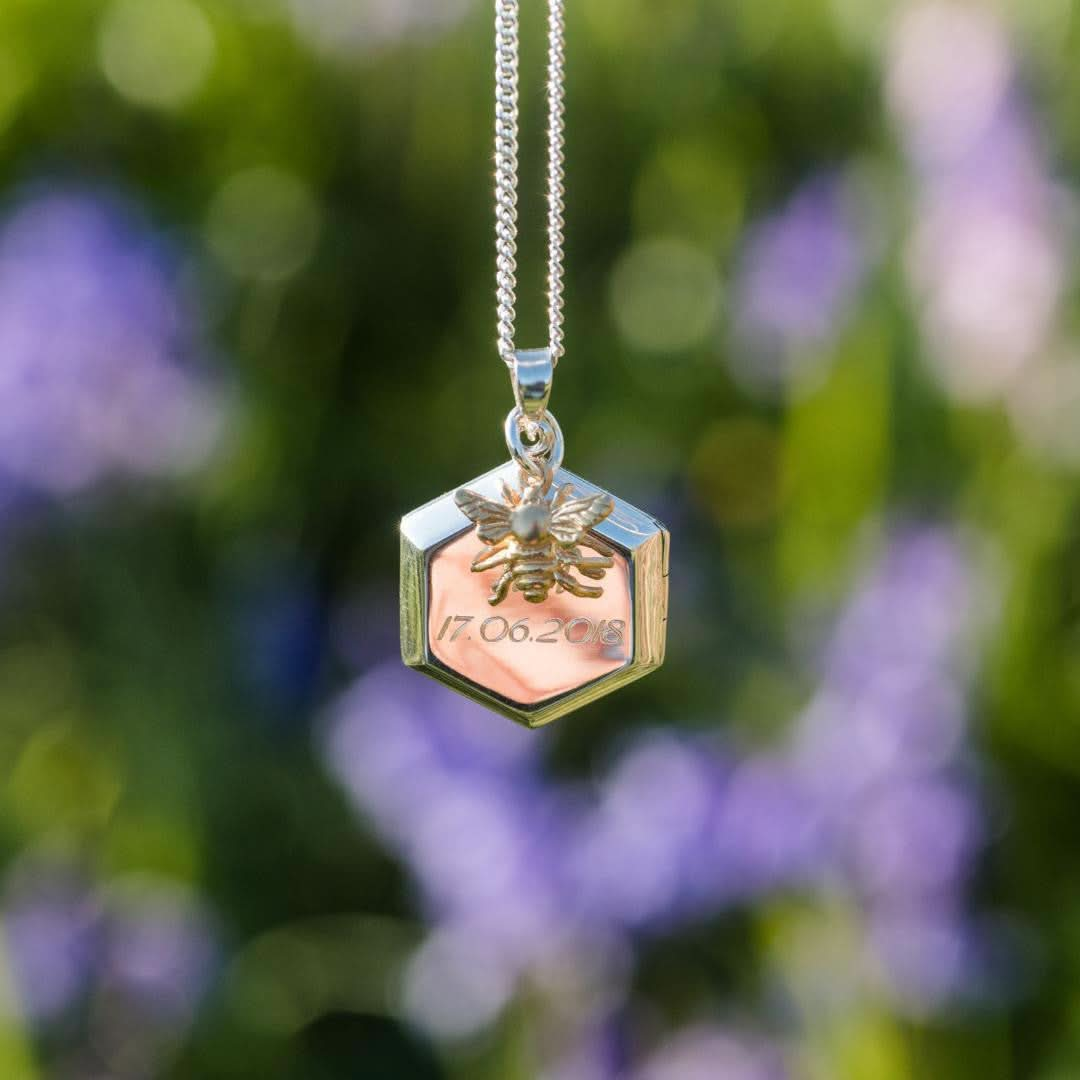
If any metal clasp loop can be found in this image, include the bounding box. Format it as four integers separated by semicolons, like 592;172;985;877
504;406;564;490
511;348;554;421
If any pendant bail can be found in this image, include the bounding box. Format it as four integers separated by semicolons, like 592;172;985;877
512;348;555;420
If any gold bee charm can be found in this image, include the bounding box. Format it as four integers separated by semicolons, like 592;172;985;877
454;480;615;606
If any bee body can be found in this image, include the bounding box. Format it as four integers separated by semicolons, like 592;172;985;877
507;540;558;602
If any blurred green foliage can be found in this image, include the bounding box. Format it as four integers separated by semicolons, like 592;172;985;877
0;0;1077;1077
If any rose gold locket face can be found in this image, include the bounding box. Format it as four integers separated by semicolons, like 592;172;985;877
401;462;668;727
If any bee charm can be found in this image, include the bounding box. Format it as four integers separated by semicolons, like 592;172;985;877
454;479;616;606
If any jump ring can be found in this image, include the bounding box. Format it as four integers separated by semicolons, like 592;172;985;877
504;407;564;477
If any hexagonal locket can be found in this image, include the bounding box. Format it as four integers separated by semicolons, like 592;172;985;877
401;460;669;727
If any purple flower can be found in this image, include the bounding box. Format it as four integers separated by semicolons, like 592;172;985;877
886;2;1011;172
795;527;975;806
2;851;219;1075
710;755;824;898
850;779;980;902
101;879;218;1024
400;922;520;1040
3;860;99;1022
887;6;1064;403
633;1026;788;1080
0;187;223;495
321;665;561;966
563;734;723;928
730;175;866;391
868;907;974;1011
544;1021;628;1080
826;526;974;677
322;522;991;1040
786;525;987;1009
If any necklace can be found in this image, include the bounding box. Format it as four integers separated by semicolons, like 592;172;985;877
400;0;669;727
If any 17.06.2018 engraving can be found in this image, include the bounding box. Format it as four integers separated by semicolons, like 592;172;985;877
436;615;625;646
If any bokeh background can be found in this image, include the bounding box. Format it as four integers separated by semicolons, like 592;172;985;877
0;0;1077;1076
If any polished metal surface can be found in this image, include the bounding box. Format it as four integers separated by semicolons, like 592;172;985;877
401;460;668;727
511;348;555;419
428;531;632;706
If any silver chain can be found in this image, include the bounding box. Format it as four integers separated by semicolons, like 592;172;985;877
494;0;566;368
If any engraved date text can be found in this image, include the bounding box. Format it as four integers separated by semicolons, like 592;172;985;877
436;615;626;647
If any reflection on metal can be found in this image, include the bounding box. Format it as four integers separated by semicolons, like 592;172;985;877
401;460;668;727
511;348;555;419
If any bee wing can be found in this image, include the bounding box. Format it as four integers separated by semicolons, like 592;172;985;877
549;492;614;544
454;488;513;544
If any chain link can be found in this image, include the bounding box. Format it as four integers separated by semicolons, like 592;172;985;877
495;0;566;367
